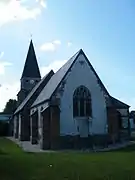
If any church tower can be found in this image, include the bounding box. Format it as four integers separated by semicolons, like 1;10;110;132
17;40;41;106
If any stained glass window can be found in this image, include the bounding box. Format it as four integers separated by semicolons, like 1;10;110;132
73;86;92;117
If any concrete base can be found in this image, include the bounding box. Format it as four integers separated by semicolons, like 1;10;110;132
30;136;38;144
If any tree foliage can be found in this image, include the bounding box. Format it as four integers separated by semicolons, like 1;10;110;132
3;99;17;114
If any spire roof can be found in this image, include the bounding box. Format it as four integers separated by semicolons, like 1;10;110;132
21;40;41;79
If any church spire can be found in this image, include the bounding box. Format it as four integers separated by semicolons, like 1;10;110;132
21;40;41;79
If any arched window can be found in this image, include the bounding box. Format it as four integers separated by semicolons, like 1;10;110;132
73;86;92;117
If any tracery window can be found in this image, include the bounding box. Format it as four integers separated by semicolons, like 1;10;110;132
73;86;92;117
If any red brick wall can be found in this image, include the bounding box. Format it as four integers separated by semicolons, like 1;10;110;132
107;107;119;142
42;107;51;149
50;106;60;149
31;110;38;144
41;106;60;150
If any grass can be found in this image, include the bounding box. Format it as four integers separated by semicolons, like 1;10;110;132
0;138;135;180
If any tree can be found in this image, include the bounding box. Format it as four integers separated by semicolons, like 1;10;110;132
3;99;17;114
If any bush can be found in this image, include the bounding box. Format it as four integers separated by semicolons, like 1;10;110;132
0;121;9;136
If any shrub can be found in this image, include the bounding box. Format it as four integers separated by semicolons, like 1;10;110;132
0;121;9;136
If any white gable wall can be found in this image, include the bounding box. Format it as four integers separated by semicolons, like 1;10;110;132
59;54;107;136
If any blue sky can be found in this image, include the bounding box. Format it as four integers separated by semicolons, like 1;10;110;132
0;0;135;111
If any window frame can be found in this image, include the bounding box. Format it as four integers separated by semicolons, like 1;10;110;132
73;86;92;118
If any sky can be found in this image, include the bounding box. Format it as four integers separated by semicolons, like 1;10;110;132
0;0;135;111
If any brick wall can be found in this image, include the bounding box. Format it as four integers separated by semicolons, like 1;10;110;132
41;105;60;150
19;109;30;141
42;107;51;149
50;106;60;149
107;107;119;142
31;110;38;144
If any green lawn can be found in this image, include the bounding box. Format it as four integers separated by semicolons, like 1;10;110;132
0;138;135;180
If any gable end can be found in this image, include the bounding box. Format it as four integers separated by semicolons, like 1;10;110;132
51;49;110;100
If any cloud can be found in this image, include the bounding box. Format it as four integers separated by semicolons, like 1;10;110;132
0;58;66;111
40;40;61;52
36;0;47;8
53;40;61;45
0;81;19;111
0;51;4;58
0;0;46;26
0;52;12;75
67;42;72;47
41;59;67;76
40;42;56;52
0;62;12;75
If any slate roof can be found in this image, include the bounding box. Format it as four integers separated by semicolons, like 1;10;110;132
32;49;110;107
21;40;41;79
14;70;54;114
110;96;130;108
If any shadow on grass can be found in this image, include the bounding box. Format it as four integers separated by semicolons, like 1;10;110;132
0;149;8;155
111;144;135;153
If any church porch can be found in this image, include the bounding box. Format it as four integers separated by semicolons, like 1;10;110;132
107;107;130;144
39;105;60;150
18;109;31;141
30;110;38;144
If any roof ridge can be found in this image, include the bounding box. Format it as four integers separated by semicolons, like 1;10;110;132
31;49;82;107
54;49;82;74
110;96;130;107
31;49;111;108
14;70;54;114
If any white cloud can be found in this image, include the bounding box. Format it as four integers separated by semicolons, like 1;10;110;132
40;42;56;52
53;40;61;45
36;0;47;8
40;40;61;52
67;42;72;47
0;51;4;59
41;59;67;77
0;0;46;26
0;52;12;75
0;62;12;75
0;58;66;111
0;82;19;111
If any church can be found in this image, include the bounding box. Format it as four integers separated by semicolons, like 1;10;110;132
13;40;130;150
